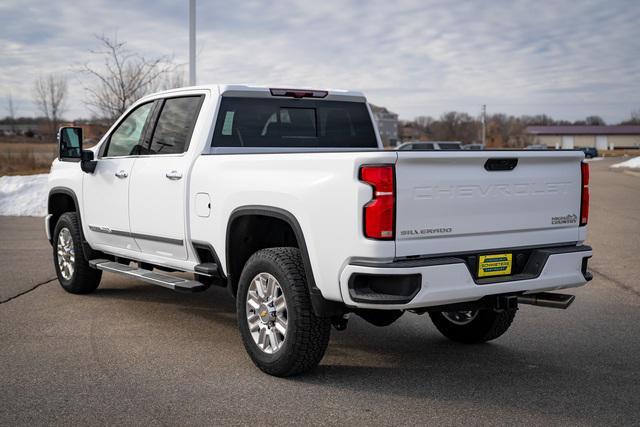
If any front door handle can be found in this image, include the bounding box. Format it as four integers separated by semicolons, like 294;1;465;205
165;170;183;180
115;170;128;179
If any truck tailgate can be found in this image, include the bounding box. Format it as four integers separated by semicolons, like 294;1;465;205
395;151;584;257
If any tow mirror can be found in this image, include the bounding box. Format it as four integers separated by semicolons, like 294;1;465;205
58;126;98;173
58;126;83;160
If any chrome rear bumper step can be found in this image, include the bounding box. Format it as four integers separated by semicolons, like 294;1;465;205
89;259;207;292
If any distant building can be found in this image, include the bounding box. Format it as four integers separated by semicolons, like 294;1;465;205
526;125;640;150
369;104;399;147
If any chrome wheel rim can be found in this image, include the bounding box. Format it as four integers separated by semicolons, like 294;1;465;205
442;310;479;325
56;227;75;280
246;272;288;354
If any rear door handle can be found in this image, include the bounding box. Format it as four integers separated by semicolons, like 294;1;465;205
165;170;183;180
115;170;128;179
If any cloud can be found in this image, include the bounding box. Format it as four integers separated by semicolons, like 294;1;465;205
0;0;638;122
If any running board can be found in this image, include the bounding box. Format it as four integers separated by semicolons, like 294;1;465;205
89;259;207;292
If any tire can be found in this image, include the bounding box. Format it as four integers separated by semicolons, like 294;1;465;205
429;308;516;344
236;247;331;377
53;212;102;294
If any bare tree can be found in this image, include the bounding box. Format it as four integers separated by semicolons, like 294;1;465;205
414;116;434;130
620;110;640;125
34;73;68;135
583;115;606;126
81;35;177;120
432;111;479;143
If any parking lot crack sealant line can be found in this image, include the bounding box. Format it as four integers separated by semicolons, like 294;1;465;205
0;277;57;304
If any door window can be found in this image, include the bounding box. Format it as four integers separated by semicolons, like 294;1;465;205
148;96;203;155
105;102;154;157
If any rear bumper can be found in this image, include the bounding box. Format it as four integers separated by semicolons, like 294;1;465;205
339;245;593;310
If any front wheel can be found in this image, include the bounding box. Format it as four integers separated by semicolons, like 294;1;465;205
236;247;331;377
429;308;516;344
53;212;102;294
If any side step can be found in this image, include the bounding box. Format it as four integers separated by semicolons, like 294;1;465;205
517;292;575;309
194;262;219;276
89;259;207;292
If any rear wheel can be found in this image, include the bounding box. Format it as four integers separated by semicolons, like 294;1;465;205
53;212;102;294
236;247;331;377
429;308;516;343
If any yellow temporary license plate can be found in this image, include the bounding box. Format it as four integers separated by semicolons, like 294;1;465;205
477;253;512;278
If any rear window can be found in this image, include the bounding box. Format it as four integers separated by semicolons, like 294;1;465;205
211;97;377;148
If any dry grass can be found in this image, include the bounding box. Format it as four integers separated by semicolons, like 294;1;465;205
0;141;57;176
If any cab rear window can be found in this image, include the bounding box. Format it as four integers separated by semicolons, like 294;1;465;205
211;97;377;148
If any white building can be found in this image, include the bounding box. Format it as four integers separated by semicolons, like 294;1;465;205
526;125;640;150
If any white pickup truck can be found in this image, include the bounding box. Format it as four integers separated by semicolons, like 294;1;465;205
47;84;592;376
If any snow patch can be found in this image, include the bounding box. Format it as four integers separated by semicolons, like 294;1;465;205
611;157;640;170
0;174;49;217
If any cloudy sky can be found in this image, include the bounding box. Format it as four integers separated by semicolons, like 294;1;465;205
1;0;639;122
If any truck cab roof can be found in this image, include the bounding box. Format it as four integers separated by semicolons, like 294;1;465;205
141;84;367;103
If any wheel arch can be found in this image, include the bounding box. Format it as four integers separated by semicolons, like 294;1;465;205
47;187;100;261
225;205;344;318
48;187;80;243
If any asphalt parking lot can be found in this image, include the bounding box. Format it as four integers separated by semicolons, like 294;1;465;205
1;158;639;425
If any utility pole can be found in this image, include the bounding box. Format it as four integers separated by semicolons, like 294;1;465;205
481;104;486;146
189;0;196;86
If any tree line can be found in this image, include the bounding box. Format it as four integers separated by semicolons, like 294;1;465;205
405;111;640;147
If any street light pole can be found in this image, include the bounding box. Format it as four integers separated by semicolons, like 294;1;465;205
481;104;486;146
189;0;196;86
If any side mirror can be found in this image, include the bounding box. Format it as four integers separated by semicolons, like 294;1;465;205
58;126;83;160
80;150;97;173
58;126;97;173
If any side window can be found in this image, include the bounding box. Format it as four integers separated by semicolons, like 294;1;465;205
148;96;202;155
105;102;154;157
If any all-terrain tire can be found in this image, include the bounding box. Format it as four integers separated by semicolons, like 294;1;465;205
236;247;331;377
429;309;516;344
53;212;102;294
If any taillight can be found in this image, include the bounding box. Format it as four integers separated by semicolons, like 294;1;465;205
580;162;589;226
359;165;395;239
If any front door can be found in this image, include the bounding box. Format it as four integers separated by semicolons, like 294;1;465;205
128;95;204;261
83;101;155;252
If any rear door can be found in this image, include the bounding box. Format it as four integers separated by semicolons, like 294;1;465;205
128;95;204;260
394;151;584;257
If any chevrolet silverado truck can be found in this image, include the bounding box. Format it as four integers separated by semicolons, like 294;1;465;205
47;84;593;376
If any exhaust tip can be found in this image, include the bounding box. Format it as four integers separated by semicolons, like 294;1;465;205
517;292;575;309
